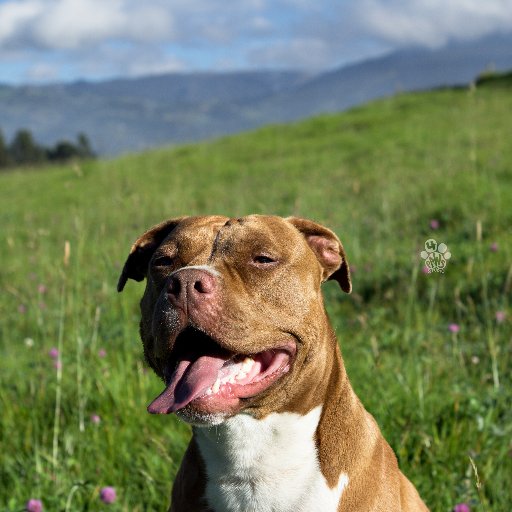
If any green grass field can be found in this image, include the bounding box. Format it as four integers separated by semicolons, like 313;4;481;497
1;78;511;511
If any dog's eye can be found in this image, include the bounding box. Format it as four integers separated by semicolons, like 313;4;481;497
153;255;174;267
252;255;277;265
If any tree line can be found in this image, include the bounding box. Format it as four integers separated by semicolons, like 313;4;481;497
0;128;96;170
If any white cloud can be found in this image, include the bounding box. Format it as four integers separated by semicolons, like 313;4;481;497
0;0;44;42
249;38;333;69
24;62;59;81
121;52;187;77
0;0;174;49
67;43;188;79
357;0;512;48
1;0;512;83
0;0;273;50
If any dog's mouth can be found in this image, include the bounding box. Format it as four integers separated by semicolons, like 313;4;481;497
147;327;296;415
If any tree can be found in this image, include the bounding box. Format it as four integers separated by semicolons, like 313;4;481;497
47;133;96;162
8;129;45;165
2;129;95;169
47;140;80;161
0;129;10;168
76;132;95;159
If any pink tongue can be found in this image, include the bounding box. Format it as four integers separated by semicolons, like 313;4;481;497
147;354;227;414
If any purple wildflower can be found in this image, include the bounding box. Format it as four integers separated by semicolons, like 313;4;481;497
98;348;107;358
430;219;440;230
91;414;101;424
453;503;470;512
448;323;460;333
422;265;430;274
489;242;498;252
38;284;47;294
495;311;506;323
48;347;59;359
100;486;117;504
26;499;43;512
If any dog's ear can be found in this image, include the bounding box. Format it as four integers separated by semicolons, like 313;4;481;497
286;217;352;293
117;217;188;292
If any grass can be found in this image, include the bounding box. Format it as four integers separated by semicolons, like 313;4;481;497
1;80;511;511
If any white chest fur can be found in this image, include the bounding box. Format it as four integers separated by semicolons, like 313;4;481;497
194;406;349;512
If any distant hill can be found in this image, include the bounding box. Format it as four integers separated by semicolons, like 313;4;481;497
1;33;512;155
243;33;512;122
0;71;310;156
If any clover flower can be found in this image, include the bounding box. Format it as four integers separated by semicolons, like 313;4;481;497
448;323;460;333
100;486;117;504
26;499;43;512
495;311;506;323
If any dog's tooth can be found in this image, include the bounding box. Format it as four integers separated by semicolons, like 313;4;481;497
236;371;248;381
222;375;233;385
242;357;254;371
212;379;221;394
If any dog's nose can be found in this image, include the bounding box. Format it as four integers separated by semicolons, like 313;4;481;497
167;269;217;307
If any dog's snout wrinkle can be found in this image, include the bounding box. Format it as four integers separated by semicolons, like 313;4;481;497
171;265;221;278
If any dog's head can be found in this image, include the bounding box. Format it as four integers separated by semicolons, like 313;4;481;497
118;215;351;425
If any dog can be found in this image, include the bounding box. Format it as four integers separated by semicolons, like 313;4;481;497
118;214;429;512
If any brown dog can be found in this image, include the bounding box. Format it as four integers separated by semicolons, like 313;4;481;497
118;215;428;512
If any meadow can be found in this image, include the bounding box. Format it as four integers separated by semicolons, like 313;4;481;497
0;77;511;511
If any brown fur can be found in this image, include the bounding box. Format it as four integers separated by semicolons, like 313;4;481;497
119;214;428;511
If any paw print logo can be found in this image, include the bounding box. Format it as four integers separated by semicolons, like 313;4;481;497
420;239;451;273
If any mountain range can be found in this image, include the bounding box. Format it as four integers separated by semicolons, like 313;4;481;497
1;33;512;156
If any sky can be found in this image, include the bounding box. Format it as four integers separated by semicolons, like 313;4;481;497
1;0;512;84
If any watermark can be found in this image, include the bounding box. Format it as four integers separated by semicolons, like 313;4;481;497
420;239;451;273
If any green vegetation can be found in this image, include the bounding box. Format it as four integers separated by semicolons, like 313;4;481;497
1;81;511;511
0;129;95;170
475;69;512;88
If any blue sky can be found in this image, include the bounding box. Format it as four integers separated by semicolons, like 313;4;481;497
1;0;512;84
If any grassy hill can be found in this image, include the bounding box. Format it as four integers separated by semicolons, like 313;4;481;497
0;80;511;511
